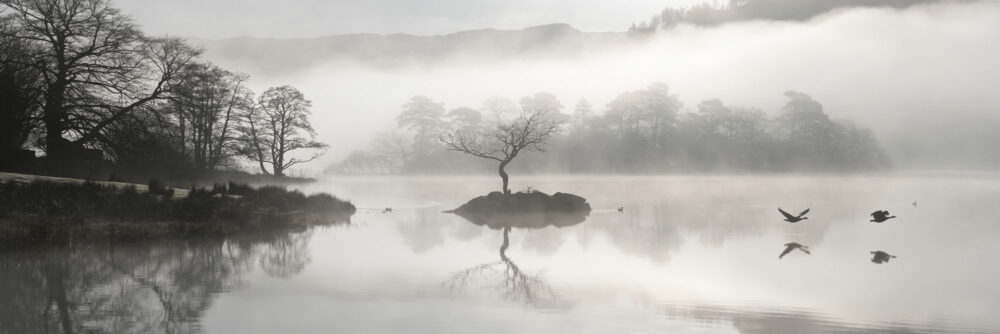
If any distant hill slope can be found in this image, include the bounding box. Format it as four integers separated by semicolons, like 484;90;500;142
190;23;631;74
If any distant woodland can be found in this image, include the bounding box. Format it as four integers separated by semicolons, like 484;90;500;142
333;85;890;174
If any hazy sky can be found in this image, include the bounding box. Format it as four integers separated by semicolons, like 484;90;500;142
114;0;705;38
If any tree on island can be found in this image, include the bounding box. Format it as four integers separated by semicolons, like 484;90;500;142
441;96;564;194
239;85;326;177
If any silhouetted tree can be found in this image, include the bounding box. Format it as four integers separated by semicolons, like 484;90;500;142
170;63;251;170
0;19;41;154
240;85;326;177
442;98;564;194
1;0;199;159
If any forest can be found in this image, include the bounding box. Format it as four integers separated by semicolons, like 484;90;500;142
333;84;890;174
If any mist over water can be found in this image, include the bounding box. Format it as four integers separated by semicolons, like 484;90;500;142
195;2;1000;171
8;175;999;333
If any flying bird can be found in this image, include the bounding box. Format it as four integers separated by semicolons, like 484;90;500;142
778;208;810;223
870;250;897;264
870;210;896;223
779;242;811;259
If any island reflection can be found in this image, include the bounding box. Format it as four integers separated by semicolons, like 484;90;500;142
444;211;587;309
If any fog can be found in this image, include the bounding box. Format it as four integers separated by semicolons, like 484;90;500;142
193;1;1000;172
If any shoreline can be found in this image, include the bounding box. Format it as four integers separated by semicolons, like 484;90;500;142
0;175;356;248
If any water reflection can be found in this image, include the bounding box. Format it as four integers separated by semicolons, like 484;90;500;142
778;242;811;259
5;176;1000;333
0;230;319;334
444;212;587;309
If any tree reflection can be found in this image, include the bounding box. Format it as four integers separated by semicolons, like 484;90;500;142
0;228;323;334
259;231;313;278
445;212;586;309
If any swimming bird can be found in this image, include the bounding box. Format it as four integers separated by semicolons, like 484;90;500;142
870;250;896;264
382;207;393;213
779;242;811;259
778;208;810;223
912;201;917;207
870;210;896;223
617;206;624;213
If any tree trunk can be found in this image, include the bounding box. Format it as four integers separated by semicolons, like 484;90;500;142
43;83;67;159
45;262;74;334
498;160;510;194
499;226;511;261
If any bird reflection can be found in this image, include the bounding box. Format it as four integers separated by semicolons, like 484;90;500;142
778;242;811;259
870;250;896;264
444;212;587;308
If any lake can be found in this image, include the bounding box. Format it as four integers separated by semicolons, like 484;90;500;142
3;174;998;333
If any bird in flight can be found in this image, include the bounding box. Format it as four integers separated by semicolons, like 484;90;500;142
778;208;810;223
870;250;897;264
779;242;811;259
870;210;896;223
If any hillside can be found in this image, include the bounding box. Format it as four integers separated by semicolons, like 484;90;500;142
190;23;631;74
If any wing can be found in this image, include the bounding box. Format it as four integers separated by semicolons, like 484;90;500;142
778;208;795;220
800;248;811;255
798;208;810;218
779;246;794;259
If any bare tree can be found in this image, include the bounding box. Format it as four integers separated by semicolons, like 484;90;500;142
441;106;562;194
0;0;199;159
170;63;251;170
0;18;41;153
240;85;326;177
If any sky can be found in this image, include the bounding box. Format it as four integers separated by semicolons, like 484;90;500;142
114;0;705;38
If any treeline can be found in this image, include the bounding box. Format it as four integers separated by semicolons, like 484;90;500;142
628;0;935;35
333;84;890;174
0;0;324;181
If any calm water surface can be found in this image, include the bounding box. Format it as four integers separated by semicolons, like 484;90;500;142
3;174;999;333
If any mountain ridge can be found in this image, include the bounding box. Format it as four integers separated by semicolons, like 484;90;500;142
189;23;631;74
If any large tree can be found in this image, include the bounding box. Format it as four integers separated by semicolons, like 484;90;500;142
441;100;563;194
170;63;251;170
0;18;41;153
0;0;198;159
240;85;326;177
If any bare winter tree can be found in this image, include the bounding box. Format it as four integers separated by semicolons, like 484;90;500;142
0;18;41;155
170;63;251;170
0;0;199;159
441;106;563;194
240;85;326;177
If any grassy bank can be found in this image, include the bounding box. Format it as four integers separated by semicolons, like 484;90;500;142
0;178;355;247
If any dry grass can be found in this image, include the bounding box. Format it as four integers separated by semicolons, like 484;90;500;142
0;171;192;198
